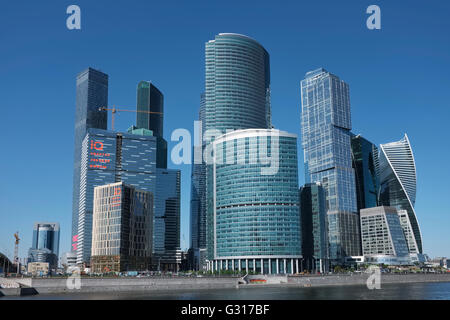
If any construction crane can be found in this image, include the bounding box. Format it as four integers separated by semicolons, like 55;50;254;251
13;232;20;274
98;106;163;131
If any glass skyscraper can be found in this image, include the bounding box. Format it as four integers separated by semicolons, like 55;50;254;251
190;159;204;250
76;128;157;264
137;81;163;136
72;68;108;244
31;223;60;256
136;81;167;168
204;33;272;263
205;33;271;134
208;129;301;274
191;94;207;249
153;168;181;271
300;68;361;263
300;183;329;273
351;134;380;211
190;159;206;252
28;222;60;269
190;93;207;270
379;134;423;254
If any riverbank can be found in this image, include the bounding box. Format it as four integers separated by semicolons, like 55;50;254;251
3;276;239;295
1;273;450;297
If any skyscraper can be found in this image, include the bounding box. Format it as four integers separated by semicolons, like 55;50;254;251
28;223;60;269
300;68;361;264
153;168;181;271
379;134;423;254
135;81;181;270
300;183;329;273
190;157;206;251
205;33;271;134
190;161;202;250
76;128;157;264
208;129;301;274
204;33;272;263
351;134;380;211
31;223;60;257
91;182;153;273
136;81;167;168
190;93;207;270
72;68;108;244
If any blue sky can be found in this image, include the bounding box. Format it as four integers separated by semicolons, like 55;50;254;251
1;0;449;261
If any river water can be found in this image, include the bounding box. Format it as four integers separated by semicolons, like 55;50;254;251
3;282;450;300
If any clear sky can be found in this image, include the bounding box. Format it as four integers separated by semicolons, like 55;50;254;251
1;0;449;261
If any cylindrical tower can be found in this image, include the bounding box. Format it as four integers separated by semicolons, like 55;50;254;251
210;129;301;274
205;33;271;134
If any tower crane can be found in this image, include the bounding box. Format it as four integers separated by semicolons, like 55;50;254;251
98;106;163;131
13;232;20;274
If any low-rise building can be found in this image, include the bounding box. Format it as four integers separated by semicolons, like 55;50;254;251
427;257;448;268
27;262;49;276
360;206;411;265
61;252;77;270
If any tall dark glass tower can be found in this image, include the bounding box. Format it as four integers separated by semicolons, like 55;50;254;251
137;81;163;136
153;168;181;271
136;81;167;168
300;183;329;273
351;134;380;211
72;68;108;246
190;93;206;250
300;68;361;264
189;93;207;270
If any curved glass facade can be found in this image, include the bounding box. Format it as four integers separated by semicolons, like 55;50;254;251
379;134;422;253
205;33;271;133
204;33;272;263
211;130;301;271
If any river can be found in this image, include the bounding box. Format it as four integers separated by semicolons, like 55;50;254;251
3;281;450;300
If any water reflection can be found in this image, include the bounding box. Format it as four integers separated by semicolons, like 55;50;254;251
3;282;450;300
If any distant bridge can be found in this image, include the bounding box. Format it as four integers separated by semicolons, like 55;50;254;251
0;252;14;274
